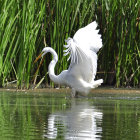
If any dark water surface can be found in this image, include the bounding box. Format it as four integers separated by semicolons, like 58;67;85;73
0;90;140;140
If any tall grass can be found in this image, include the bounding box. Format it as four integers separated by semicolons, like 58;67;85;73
97;0;140;87
0;0;46;88
0;0;140;88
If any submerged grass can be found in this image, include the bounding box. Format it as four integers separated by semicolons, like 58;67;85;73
0;0;140;88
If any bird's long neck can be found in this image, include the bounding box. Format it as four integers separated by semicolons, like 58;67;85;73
48;48;59;84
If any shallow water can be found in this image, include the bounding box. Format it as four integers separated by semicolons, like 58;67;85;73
0;90;140;140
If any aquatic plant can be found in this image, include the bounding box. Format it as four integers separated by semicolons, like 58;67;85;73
0;0;46;88
0;0;139;88
98;0;140;87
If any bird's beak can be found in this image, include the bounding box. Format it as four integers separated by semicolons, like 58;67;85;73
34;52;43;63
33;52;45;85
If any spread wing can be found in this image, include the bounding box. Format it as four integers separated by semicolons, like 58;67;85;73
63;21;102;82
73;21;102;52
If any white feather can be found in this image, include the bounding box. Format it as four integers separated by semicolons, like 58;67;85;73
64;21;102;84
40;21;103;97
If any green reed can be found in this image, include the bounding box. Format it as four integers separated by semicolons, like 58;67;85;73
98;0;140;87
0;0;139;88
0;0;46;88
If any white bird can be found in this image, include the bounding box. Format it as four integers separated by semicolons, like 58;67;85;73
35;21;103;97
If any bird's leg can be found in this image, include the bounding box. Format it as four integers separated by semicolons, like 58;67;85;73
71;88;76;98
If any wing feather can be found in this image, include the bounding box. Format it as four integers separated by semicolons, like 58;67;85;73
73;21;102;53
63;21;102;83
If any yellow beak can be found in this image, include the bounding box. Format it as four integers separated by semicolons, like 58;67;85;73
34;52;43;63
33;52;45;84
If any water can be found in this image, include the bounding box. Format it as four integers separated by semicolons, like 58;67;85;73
0;90;140;140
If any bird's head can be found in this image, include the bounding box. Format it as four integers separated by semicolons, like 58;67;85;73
34;47;49;63
42;47;51;56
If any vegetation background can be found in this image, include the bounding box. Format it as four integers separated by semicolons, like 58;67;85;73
0;0;140;89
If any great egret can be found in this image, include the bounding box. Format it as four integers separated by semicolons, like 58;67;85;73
35;21;103;97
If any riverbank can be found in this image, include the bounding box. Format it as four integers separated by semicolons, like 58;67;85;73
0;87;140;94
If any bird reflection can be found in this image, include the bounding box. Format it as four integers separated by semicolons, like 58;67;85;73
44;100;102;140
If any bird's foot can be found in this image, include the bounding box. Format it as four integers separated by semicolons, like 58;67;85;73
71;88;76;98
